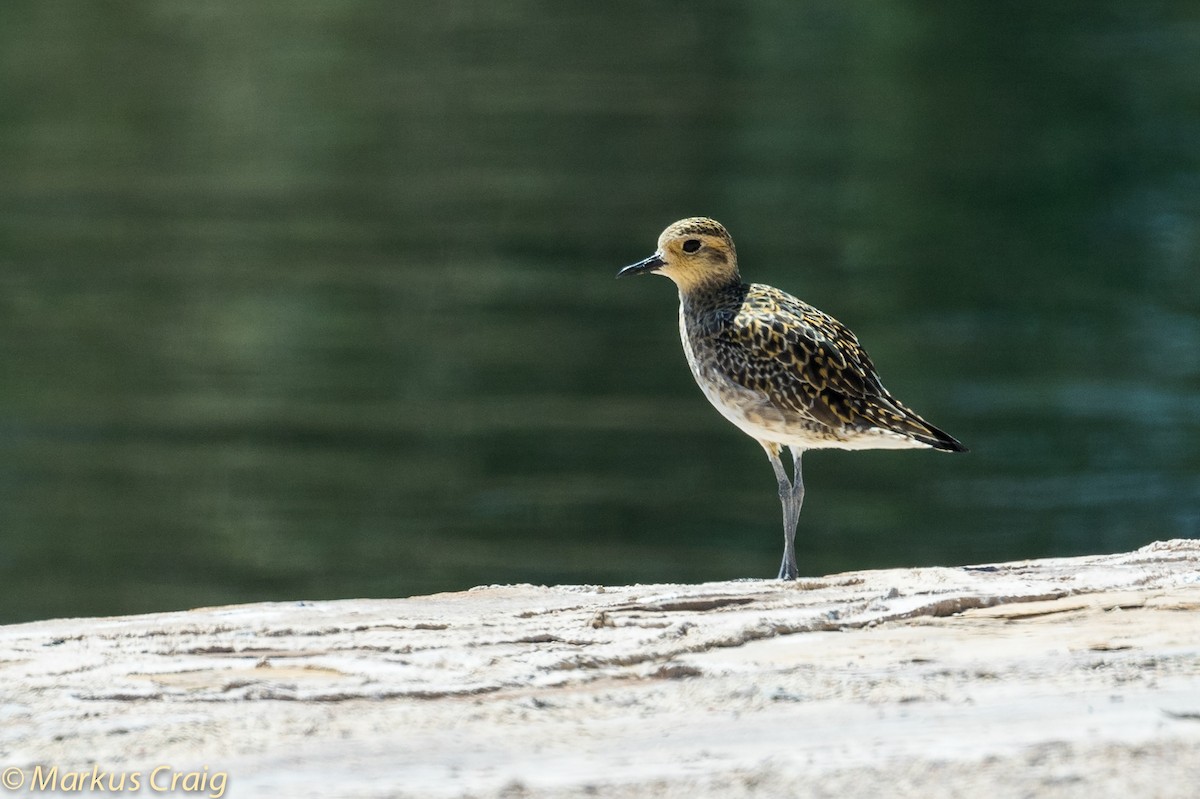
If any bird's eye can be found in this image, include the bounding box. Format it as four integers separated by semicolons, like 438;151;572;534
682;239;702;253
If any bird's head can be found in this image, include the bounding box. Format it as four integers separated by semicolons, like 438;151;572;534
616;217;740;293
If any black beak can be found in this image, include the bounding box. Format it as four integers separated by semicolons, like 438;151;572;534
616;252;665;279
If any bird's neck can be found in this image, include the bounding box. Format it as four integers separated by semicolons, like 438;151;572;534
679;276;746;314
678;279;747;340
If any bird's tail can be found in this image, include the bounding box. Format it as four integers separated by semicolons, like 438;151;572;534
912;419;968;452
871;395;968;453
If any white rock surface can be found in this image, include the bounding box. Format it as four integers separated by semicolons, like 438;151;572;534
3;540;1199;798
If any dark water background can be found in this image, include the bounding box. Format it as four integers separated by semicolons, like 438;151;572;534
1;2;1197;623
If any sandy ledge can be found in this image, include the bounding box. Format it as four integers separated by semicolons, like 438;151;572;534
2;540;1199;798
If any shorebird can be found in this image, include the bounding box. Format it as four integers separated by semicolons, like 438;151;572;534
617;217;966;580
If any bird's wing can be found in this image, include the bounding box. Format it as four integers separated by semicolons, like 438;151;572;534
713;285;948;444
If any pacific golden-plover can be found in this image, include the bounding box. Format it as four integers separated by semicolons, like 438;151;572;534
618;217;966;580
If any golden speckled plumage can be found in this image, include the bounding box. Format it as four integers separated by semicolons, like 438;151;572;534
681;279;963;451
618;217;966;581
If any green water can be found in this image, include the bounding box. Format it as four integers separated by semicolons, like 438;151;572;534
1;2;1197;623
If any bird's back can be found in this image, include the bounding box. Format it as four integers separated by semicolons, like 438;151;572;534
680;281;966;453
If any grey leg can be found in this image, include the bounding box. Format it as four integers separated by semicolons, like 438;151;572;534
786;447;806;578
766;446;800;580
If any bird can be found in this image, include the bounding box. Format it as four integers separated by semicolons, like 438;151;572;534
617;217;966;581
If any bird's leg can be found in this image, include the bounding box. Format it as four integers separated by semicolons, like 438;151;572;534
785;447;806;580
764;443;800;581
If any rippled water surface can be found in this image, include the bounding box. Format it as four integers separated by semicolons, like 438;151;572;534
2;3;1198;622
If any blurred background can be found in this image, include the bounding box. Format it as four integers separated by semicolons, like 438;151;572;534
1;2;1197;624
